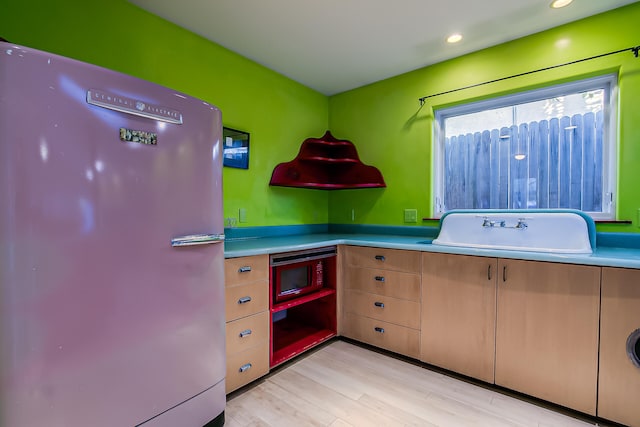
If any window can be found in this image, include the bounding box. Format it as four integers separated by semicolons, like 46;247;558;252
433;75;617;220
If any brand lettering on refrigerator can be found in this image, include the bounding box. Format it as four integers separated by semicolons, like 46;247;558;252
119;128;157;145
86;89;183;124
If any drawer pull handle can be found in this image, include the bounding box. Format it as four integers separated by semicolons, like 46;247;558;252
239;329;252;338
239;363;252;373
375;255;386;261
374;301;385;308
238;266;252;273
488;265;492;280
374;327;385;333
503;265;507;282
375;276;385;282
238;296;252;304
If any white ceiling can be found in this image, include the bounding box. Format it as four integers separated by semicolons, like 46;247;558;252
128;0;638;95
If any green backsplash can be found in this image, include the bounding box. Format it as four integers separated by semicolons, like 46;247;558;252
0;0;329;227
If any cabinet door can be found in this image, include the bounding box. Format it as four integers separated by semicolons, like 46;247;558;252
421;253;497;383
598;267;640;427
495;259;600;415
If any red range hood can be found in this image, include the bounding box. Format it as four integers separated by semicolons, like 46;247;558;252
269;131;386;190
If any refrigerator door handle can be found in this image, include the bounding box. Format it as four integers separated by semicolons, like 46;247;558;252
171;233;225;247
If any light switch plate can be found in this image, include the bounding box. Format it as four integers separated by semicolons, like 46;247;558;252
404;209;418;223
239;208;247;223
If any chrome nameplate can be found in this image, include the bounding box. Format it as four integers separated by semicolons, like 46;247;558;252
87;89;183;124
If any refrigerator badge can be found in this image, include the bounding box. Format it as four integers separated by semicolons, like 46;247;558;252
86;89;183;124
120;128;157;145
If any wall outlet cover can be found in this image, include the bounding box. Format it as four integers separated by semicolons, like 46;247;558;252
239;208;247;223
404;209;418;223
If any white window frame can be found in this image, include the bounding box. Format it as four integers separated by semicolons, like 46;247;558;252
432;74;618;220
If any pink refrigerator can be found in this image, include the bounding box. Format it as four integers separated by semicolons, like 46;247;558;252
0;42;226;426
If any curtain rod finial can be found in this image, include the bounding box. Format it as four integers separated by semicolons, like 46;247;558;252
633;46;640;58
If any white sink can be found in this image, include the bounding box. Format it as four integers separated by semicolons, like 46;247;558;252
432;210;594;254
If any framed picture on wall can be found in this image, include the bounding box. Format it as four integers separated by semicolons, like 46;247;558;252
223;127;250;169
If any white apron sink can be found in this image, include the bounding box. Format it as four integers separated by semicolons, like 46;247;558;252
432;210;594;254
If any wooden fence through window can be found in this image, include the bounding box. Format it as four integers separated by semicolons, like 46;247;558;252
444;111;603;212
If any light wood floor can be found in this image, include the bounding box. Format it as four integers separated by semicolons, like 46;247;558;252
225;340;609;427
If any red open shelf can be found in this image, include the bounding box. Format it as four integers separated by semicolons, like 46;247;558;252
270;318;336;367
271;288;336;313
269;249;337;367
270;289;337;367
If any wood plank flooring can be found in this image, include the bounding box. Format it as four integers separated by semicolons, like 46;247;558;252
225;340;610;427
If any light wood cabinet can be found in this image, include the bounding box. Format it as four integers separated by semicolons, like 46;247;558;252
342;246;421;358
495;259;600;415
344;313;420;358
224;255;270;394
225;244;631;422
344;245;422;273
345;290;420;329
421;253;497;383
598;267;640;427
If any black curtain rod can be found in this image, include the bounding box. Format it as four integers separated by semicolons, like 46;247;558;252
418;45;640;106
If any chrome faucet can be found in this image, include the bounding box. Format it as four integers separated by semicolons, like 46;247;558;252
482;217;527;229
482;217;506;228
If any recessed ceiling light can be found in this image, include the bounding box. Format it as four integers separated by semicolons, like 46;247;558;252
550;0;573;8
447;34;463;44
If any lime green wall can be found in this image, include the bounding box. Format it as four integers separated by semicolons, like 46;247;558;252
0;0;329;227
4;2;640;231
328;3;640;232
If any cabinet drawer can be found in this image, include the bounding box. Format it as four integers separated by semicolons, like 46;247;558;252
225;281;269;321
343;313;420;359
225;255;269;287
344;290;420;329
226;311;269;355
344;267;420;301
344;246;421;273
225;343;269;394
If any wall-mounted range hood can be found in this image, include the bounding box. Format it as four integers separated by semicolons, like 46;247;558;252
269;131;386;190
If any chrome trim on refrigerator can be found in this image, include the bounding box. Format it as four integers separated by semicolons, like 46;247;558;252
171;233;225;247
87;89;183;124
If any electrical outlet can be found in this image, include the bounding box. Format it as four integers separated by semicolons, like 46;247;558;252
238;208;247;223
351;208;355;222
404;209;418;223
